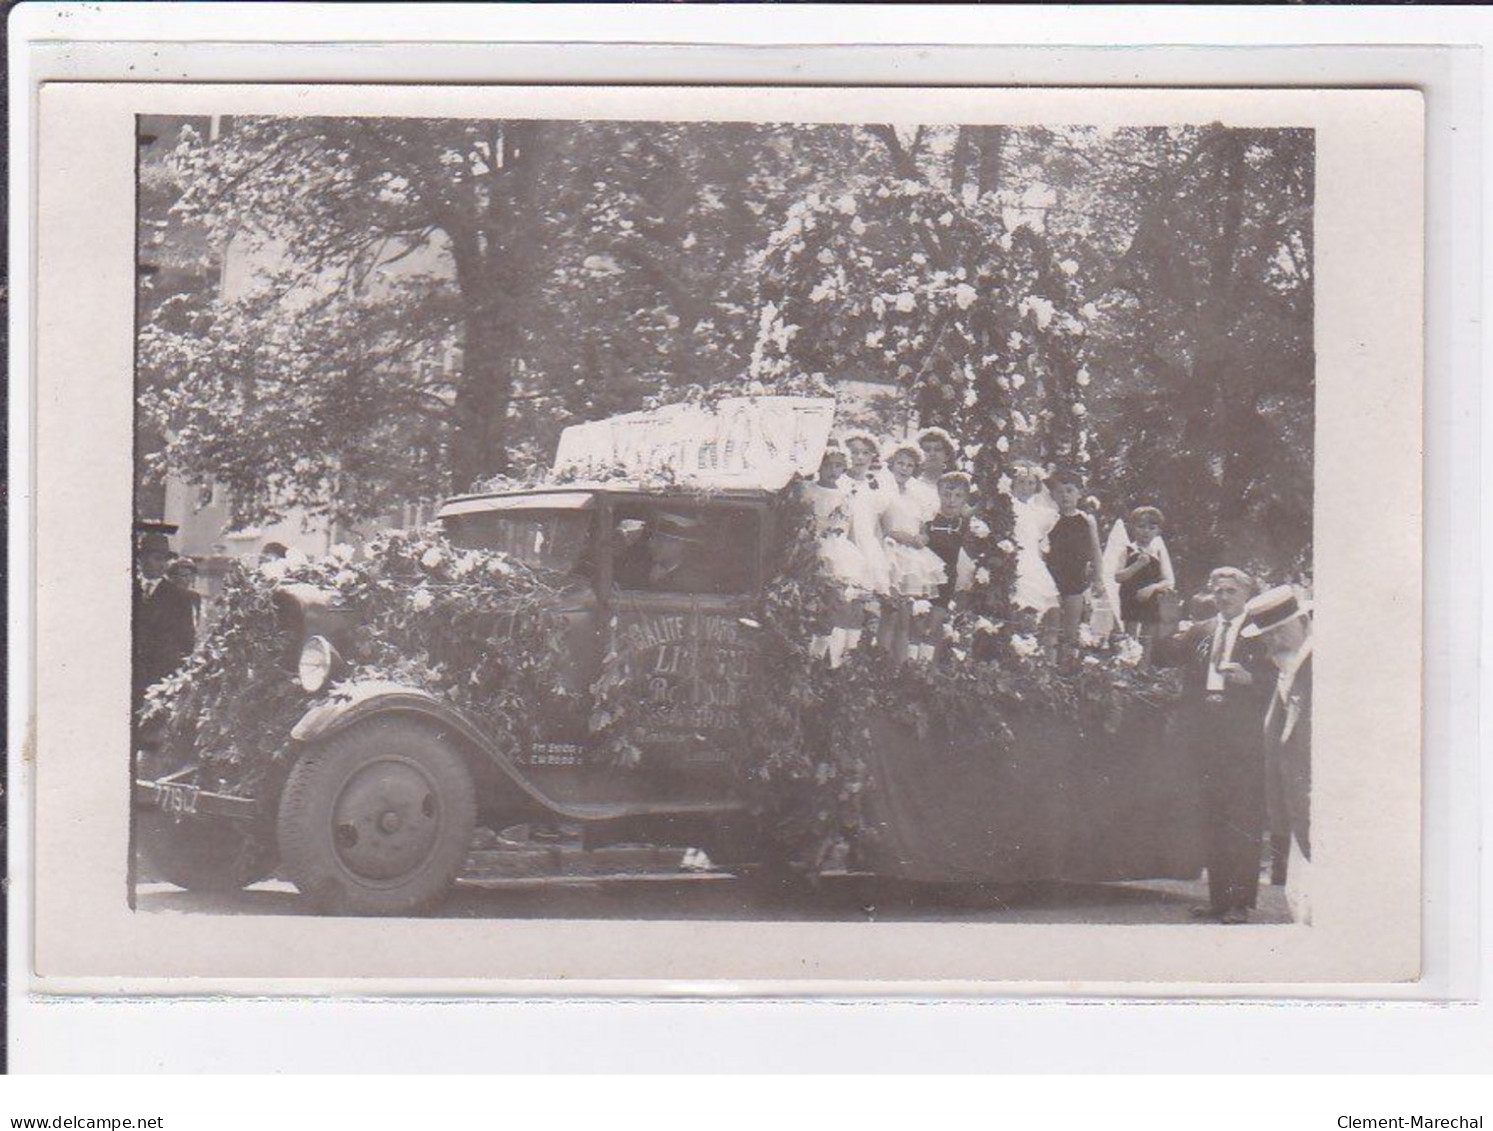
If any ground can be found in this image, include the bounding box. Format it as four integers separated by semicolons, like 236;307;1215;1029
135;873;1292;924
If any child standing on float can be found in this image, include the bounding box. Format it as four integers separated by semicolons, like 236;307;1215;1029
1043;469;1105;671
799;440;867;666
924;471;985;661
837;431;893;655
881;440;950;663
912;427;957;524
1113;504;1175;666
1010;460;1060;628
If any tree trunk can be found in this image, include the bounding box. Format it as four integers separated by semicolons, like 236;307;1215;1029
448;121;552;491
1192;130;1247;528
1194;129;1242;501
951;126;972;199
976;126;1006;198
450;311;515;491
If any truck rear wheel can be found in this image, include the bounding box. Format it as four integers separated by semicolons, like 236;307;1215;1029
277;717;476;916
135;811;274;894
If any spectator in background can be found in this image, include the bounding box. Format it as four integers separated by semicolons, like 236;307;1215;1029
133;532;197;716
166;555;204;636
260;541;289;564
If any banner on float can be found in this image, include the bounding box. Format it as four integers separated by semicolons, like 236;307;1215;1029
553;396;836;490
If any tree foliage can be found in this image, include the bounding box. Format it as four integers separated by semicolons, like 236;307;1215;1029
140;117;1312;582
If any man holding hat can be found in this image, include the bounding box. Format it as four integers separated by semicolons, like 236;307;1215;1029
1240;584;1313;918
1155;566;1273;924
133;528;198;714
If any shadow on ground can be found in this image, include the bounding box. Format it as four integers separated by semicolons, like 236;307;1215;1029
136;873;1292;925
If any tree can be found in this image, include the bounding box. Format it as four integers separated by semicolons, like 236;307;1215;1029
142;117;558;522
1076;127;1315;582
140;117;869;525
140;116;1315;598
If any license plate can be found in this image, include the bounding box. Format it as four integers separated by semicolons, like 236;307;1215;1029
156;782;199;816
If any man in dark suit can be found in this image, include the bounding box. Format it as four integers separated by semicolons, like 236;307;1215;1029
1155;566;1273;924
132;531;198;715
1241;585;1312;912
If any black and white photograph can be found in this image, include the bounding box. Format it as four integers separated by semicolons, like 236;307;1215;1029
27;81;1423;986
129;106;1319;929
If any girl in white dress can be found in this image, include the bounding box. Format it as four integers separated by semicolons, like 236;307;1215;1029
835;431;893;659
912;426;958;522
1009;460;1060;618
798;442;866;666
838;431;893;597
881;441;950;662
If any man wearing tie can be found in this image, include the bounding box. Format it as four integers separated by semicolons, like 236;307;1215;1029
1240;585;1313;922
1155;566;1272;923
132;530;198;716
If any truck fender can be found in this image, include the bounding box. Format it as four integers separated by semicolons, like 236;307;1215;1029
289;680;748;824
288;680;556;815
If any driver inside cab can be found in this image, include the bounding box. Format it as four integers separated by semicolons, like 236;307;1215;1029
614;511;719;593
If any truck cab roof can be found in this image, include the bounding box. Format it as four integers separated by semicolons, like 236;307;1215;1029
436;485;778;521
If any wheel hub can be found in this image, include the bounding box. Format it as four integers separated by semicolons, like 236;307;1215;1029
331;758;441;882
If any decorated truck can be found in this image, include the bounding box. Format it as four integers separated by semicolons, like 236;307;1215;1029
134;397;1198;915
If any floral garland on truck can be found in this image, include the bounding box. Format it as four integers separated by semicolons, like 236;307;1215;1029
143;530;572;796
737;489;1180;874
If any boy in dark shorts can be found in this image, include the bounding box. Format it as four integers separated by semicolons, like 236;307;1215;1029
1043;469;1104;670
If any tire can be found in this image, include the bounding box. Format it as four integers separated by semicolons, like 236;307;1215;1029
277;717;477;916
135;811;275;895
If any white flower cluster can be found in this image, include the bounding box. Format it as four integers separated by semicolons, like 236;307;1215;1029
1018;295;1056;329
1009;633;1042;658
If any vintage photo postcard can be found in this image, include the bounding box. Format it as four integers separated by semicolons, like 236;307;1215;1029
29;83;1422;990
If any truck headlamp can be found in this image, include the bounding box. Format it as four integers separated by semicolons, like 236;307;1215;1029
297;635;340;694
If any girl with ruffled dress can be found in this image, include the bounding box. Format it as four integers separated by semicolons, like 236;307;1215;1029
799;441;868;665
1010;460;1061;619
880;440;950;662
836;431;893;658
911;426;957;526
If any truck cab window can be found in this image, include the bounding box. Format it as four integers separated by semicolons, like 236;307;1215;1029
612;504;759;596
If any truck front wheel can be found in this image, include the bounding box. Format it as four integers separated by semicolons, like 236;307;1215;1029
277;717;476;916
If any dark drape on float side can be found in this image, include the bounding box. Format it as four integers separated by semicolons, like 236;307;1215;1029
855;706;1205;884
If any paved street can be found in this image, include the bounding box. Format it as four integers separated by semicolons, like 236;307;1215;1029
136;873;1292;924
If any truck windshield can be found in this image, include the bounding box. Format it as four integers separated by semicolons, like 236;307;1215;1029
442;511;593;576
